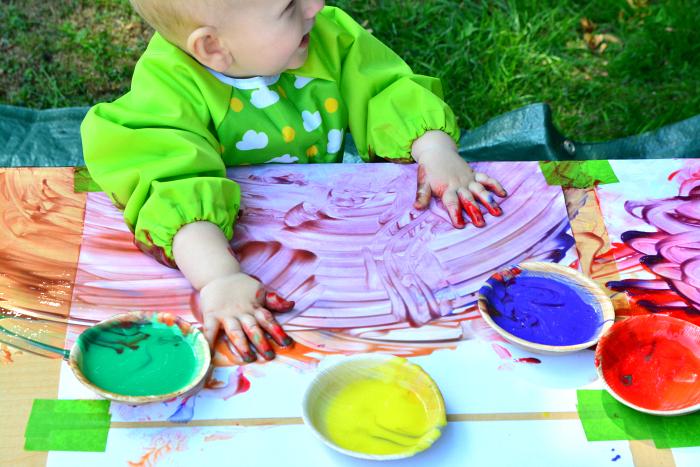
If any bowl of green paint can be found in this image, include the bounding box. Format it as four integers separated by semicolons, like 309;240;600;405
69;311;211;404
302;354;446;460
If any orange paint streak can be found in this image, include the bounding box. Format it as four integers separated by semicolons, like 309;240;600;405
1;344;15;364
565;187;631;314
0;168;86;357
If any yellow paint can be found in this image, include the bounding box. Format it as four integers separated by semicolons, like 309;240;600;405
282;126;296;143
321;361;444;456
230;97;244;112
306;145;319;158
277;85;287;99
324;97;339;113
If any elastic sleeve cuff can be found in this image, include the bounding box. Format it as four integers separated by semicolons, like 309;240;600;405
366;77;461;161
133;177;241;267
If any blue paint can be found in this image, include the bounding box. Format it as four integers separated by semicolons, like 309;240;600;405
480;268;603;346
612;455;621;462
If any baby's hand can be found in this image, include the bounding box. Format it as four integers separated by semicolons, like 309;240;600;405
199;272;294;362
412;131;507;228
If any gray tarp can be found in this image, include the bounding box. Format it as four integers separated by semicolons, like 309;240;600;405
1;103;699;167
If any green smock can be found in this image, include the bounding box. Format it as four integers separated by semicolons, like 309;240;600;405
81;6;459;266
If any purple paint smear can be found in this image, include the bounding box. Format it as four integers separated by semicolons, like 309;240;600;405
68;162;576;350
481;270;603;345
605;165;700;324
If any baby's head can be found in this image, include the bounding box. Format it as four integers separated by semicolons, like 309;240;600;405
130;0;325;77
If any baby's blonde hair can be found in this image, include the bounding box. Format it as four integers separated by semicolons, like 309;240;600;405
129;0;232;47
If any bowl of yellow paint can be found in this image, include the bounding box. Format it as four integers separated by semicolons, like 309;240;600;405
302;354;446;460
69;311;211;404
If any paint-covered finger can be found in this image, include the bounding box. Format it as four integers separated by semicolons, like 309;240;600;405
414;164;432;209
240;314;275;360
254;308;293;347
222;318;256;363
474;172;507;197
202;317;220;350
458;189;485;227
442;190;465;229
470;184;502;217
263;291;295;313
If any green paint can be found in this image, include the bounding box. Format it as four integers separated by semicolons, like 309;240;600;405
577;390;700;448
78;319;199;396
539;160;619;189
24;399;111;452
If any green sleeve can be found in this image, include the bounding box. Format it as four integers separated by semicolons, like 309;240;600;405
313;7;460;161
81;34;239;267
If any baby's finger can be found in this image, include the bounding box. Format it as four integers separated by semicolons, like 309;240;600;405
414;164;432;210
202;317;220;350
222;317;256;363
442;190;465;228
458;188;485;227
474;172;507;197
263;291;295;313
254;308;293;347
240;314;275;360
469;183;502;217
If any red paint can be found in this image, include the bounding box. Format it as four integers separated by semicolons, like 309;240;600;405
264;291;294;312
243;322;274;359
448;203;465;228
474;193;502;217
596;315;700;411
668;169;681;181
270;323;293;347
236;372;251;394
459;196;485;227
515;357;541;364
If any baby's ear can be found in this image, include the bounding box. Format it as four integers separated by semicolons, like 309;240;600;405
186;26;233;72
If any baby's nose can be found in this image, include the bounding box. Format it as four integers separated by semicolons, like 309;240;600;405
304;0;325;18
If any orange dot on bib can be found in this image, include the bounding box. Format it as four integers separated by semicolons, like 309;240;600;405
230;98;244;112
324;98;339;113
306;145;319;157
282;126;296;143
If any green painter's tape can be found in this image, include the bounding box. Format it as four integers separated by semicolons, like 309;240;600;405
73;166;101;193
539;160;619;189
576;390;700;448
24;399;111;452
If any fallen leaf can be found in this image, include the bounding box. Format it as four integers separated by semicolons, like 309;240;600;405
580;17;596;33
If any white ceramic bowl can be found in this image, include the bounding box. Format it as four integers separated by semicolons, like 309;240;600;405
69;311;211;404
302;354;446;460
477;262;615;354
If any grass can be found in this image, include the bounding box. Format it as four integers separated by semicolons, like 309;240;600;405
1;0;699;141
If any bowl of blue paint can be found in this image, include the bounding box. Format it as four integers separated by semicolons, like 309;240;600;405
69;311;211;404
477;262;615;354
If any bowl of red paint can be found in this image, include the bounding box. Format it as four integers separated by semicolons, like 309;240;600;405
477;262;615;354
595;315;700;415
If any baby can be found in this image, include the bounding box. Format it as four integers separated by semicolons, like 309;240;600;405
81;0;507;362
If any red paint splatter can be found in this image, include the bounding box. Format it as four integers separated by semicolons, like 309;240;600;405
1;345;14;364
668;170;681;181
596;315;700;411
515;357;541;364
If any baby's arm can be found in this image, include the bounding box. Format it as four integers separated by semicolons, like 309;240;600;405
412;131;507;228
173;222;293;361
82;35;294;361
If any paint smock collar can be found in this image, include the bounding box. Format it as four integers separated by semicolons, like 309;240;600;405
206;68;281;89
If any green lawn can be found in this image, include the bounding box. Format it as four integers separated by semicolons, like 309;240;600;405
1;0;698;141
